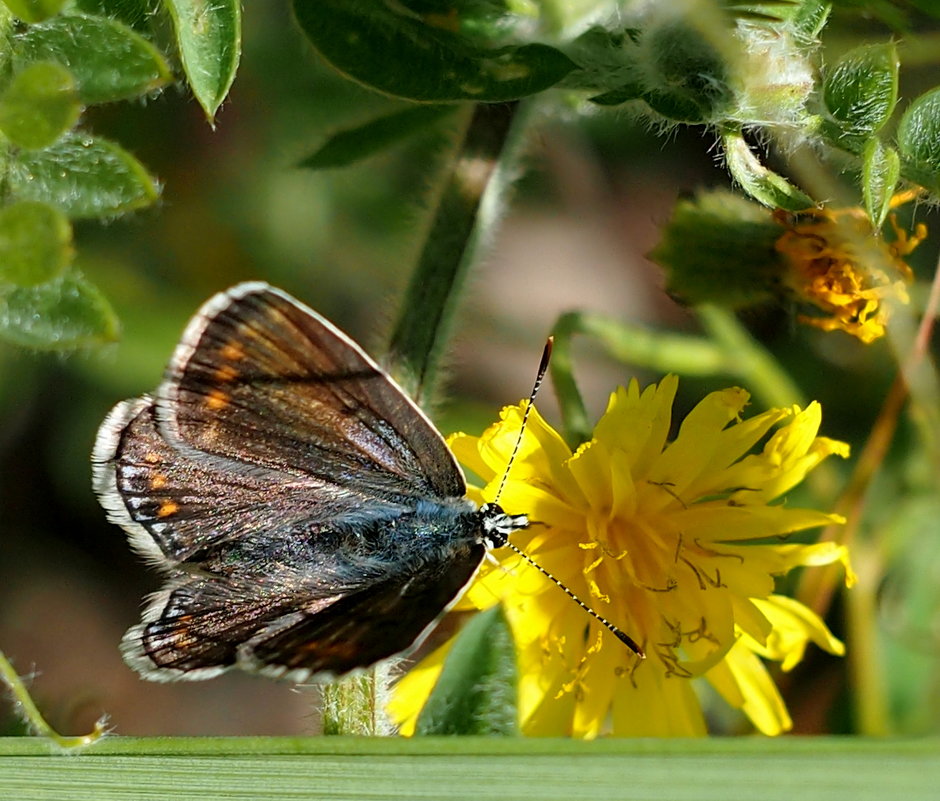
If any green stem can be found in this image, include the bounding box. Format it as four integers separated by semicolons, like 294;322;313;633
695;305;805;409
325;102;534;734
320;663;395;736
0;648;106;749
387;100;526;405
551;310;732;444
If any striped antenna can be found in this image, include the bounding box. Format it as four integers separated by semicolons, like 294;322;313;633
493;336;553;505
492;336;645;659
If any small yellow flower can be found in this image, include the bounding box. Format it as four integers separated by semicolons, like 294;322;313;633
389;377;852;737
774;197;924;344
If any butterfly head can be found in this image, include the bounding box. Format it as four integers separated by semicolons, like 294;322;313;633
478;502;528;549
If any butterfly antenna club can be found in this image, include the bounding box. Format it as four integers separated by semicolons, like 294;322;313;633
504;541;645;658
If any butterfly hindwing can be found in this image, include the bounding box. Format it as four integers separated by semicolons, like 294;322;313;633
124;543;485;681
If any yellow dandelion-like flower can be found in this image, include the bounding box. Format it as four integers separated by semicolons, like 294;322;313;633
389;377;853;737
774;197;925;344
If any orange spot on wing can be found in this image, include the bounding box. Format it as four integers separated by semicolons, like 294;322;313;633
150;474;168;489
206;389;229;410
157;500;179;518
220;342;245;361
214;364;239;382
144;451;161;464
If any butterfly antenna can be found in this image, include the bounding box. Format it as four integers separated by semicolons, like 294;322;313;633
504;541;645;658
494;337;553;505
489;337;645;659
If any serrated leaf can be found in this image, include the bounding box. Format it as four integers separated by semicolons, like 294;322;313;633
897;86;940;190
1;0;65;23
0;201;72;287
163;0;241;122
8;132;160;218
862;138;899;228
0;61;80;149
293;0;576;102
300;105;457;170
414;606;517;736
15;13;173;104
723;129;814;210
823;43;898;137
0;270;118;349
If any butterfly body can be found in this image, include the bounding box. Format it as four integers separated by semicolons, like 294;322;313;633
93;283;527;682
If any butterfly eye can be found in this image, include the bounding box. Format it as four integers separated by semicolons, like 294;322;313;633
479;502;528;548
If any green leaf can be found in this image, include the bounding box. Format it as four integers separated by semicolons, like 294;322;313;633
8;132;160;218
897;86;940;191
15;13;173;104
163;0;241;122
589;81;644;106
292;0;576;102
823;43;898;137
862;138;899;228
0;270;118;349
2;736;939;800
414;606;517;735
0;201;72;286
300;105;457;170
0;61;80;149
722;128;814;210
1;0;65;23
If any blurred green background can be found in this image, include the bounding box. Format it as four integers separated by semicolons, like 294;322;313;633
2;2;940;736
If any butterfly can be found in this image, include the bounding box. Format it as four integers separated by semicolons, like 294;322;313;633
92;282;530;682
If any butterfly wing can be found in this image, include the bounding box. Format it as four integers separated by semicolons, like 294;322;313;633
94;283;486;681
155;282;465;502
123;542;484;681
92;397;409;566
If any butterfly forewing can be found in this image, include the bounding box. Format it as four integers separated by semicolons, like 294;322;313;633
93;396;408;566
156;283;465;502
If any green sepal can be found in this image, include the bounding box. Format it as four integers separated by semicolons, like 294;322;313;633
300;105;458;170
897;86;940;195
1;0;65;23
639;20;733;123
414;606;517;736
791;0;832;44
0;61;80;149
163;0;241;122
14;13;173;104
8;132;160;218
0;269;119;349
0;201;72;287
723;129;814;210
292;0;575;102
823;43;898;139
649;189;785;308
861;138;899;229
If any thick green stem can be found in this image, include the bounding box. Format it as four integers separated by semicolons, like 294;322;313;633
324;102;533;734
387;100;526;405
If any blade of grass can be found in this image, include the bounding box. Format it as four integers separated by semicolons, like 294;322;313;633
1;736;937;801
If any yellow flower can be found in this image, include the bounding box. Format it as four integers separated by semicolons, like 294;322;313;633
389;377;852;737
774;196;924;344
